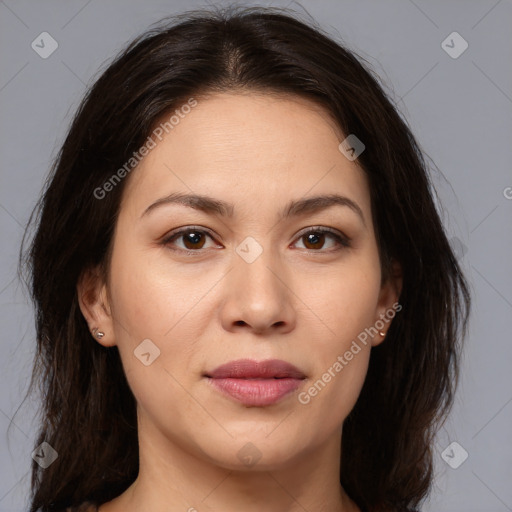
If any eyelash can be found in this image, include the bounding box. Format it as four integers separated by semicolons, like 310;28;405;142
161;225;350;255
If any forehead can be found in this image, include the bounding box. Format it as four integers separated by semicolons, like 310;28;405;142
120;92;371;222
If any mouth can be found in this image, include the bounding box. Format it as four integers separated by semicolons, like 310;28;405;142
204;359;306;407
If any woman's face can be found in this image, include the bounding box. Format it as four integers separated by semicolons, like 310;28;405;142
82;92;400;471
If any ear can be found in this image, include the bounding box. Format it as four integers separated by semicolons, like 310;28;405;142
77;266;116;347
372;259;403;347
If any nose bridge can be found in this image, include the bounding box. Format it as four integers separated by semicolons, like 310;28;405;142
234;240;286;303
221;239;295;332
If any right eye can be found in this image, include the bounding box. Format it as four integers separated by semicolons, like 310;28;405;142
161;227;221;254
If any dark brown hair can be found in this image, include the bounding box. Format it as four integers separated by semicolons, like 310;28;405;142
20;5;470;512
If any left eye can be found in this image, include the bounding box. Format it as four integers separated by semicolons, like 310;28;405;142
293;228;349;251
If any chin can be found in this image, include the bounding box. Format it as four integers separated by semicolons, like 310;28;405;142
195;433;308;472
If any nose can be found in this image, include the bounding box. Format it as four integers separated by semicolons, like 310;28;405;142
219;249;297;335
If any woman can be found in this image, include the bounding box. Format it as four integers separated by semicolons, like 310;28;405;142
22;5;470;512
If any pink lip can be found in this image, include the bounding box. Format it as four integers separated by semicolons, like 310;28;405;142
205;359;306;406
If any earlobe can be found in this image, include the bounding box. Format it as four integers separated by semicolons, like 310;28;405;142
76;267;116;347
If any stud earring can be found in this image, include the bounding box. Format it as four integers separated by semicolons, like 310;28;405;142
379;331;386;337
92;327;105;339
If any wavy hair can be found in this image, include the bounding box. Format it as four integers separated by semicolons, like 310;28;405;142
20;5;470;511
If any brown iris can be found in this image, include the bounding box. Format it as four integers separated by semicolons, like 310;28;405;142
182;231;207;250
302;232;326;250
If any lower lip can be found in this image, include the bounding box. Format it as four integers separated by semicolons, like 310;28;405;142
207;377;303;406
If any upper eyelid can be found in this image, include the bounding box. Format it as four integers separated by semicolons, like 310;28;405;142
295;225;344;237
163;226;217;242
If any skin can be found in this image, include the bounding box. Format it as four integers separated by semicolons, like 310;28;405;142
78;92;402;512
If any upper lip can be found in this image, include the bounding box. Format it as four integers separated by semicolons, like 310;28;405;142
205;359;306;379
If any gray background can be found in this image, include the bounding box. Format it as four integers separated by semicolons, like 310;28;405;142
1;0;511;511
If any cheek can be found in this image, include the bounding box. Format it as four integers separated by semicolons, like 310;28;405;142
106;231;224;391
297;257;381;345
292;256;380;423
296;309;372;440
106;240;213;424
108;234;209;339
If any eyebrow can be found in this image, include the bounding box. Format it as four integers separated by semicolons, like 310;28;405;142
141;192;366;225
